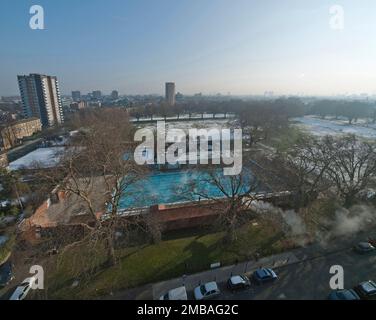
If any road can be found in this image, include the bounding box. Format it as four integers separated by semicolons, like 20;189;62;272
215;248;376;300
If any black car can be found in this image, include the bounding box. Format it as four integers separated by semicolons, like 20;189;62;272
328;289;360;300
252;268;278;285
0;261;14;287
353;281;376;300
227;274;251;291
354;242;375;254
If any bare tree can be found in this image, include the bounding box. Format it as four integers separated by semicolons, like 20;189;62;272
184;166;260;242
0;167;29;211
39;108;146;266
320;135;376;207
278;135;332;209
239;101;290;147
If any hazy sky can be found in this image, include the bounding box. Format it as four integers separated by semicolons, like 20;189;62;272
1;0;376;96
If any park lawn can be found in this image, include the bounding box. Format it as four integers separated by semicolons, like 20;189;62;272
268;125;309;153
48;219;286;299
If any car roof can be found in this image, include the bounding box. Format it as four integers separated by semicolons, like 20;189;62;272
168;286;187;299
204;281;218;291
9;286;26;300
359;281;376;294
337;289;359;299
256;268;273;278
230;275;246;285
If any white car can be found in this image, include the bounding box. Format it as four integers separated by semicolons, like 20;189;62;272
159;286;188;300
194;281;220;300
9;276;37;300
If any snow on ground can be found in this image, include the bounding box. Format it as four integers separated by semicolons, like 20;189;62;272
139;119;237;132
130;113;235;122
8;147;65;170
293;116;376;139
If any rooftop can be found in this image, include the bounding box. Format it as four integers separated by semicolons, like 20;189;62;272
0;117;41;128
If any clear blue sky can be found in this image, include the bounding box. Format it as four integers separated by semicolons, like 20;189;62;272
1;0;376;96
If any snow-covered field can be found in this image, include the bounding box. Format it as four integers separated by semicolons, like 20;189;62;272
130;113;235;122
293;116;376;139
139;119;237;132
8;147;64;171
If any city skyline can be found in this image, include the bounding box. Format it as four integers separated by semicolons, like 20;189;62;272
2;0;376;96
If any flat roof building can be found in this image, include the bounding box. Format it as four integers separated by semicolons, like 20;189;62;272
92;90;102;100
111;90;119;100
72;91;81;102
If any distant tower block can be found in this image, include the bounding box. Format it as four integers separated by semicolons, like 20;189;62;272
165;82;176;106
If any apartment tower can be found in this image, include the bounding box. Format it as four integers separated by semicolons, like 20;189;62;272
17;74;64;127
165;82;176;106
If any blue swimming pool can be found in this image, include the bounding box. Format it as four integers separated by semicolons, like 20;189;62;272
117;169;256;210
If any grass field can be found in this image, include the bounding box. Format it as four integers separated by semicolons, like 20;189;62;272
47;219;287;299
267;125;309;153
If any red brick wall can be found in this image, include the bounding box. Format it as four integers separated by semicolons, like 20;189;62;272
150;202;220;231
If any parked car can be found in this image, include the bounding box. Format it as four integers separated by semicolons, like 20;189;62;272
354;242;375;254
328;289;360;300
159;286;188;300
0;261;14;287
227;274;251;291
368;235;376;247
252;268;278;284
194;281;220;300
9;276;37;300
353;280;376;300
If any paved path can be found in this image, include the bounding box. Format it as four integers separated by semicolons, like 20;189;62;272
151;251;298;300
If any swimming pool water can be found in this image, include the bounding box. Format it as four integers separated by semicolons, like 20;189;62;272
117;169;255;210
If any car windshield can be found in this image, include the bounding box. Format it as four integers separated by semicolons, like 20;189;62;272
199;285;207;295
257;269;269;279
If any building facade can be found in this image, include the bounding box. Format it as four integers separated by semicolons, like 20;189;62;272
70;100;88;111
71;90;81;102
165;82;176;106
0;152;8;167
0;117;42;150
92;90;102;100
18;74;64;127
111;90;119;100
